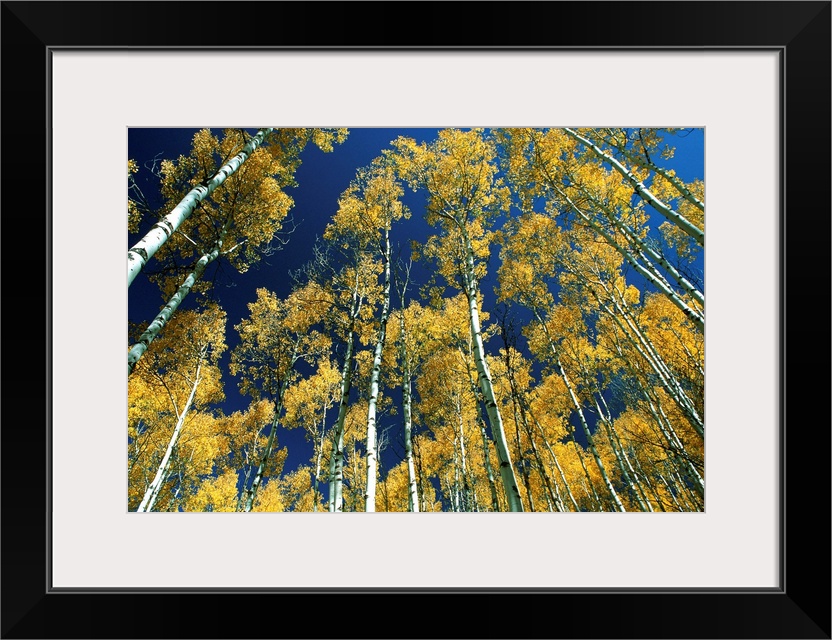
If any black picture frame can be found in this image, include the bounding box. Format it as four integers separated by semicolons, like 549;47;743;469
2;2;829;638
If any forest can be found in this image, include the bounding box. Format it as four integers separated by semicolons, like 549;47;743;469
127;127;704;513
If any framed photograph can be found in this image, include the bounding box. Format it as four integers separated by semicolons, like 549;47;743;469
2;2;828;638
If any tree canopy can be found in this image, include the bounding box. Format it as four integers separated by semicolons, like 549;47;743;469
128;126;704;512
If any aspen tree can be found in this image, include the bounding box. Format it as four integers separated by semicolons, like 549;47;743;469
390;129;524;511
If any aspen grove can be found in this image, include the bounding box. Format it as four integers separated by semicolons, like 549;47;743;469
128;127;704;512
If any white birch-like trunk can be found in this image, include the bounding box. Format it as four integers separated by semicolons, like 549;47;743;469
364;230;391;512
508;396;536;512
517;399;560;512
563;127;704;246
594;395;651;512
136;362;202;512
462;234;524;512
621;355;705;498
597;392;653;511
453;397;475;511
659;470;685;511
128;221;230;375
632;453;667;512
127;128;273;287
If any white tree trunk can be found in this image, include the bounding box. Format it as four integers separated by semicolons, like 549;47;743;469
563;127;704;246
136;362;202;512
313;420;326;512
128;221;229;375
620;354;705;498
528;409;579;511
462;234;524;512
600;290;704;438
364;230;391;512
594;395;651;512
127;128;273;287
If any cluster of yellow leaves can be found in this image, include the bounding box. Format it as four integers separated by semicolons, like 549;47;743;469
658;178;704;261
127;159;142;233
185;469;240;512
325;161;409;249
282;360;341;433
497;213;562;308
388;129;510;293
231;286;330;401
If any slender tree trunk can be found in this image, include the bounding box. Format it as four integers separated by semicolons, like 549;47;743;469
128;128;273;287
517;397;561;512
478;422;501;512
128;220;230;375
509;397;536;512
632;453;667;512
452;397;475;511
594;396;651;512
462;233;523;512
600;291;704;438
364;229;392;512
623;360;705;498
498;324;561;512
136;362;202;512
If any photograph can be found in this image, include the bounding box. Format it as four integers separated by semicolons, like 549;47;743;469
127;126;705;513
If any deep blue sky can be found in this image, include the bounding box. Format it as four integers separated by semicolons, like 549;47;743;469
128;127;704;485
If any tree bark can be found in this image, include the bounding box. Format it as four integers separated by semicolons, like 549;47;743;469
364;229;391;512
462;233;524;512
136;361;202;512
128;220;230;375
127;128;273;287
